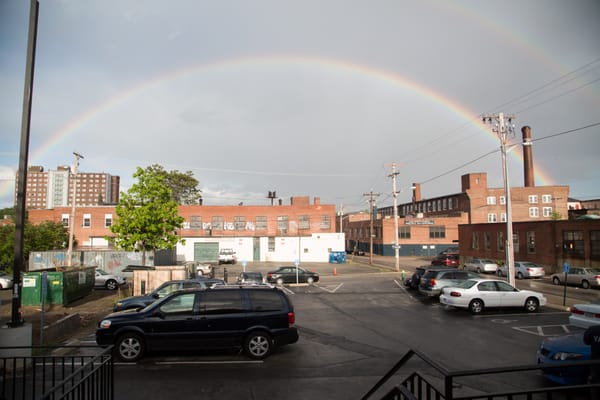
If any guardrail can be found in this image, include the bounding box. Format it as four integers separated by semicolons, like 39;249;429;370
361;349;599;400
0;345;113;400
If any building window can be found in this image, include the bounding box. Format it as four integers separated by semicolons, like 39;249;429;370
234;216;245;231
542;194;552;203
527;231;536;254
399;226;411;239
528;195;538;204
320;215;331;229
497;232;504;251
83;213;91;228
268;237;275;252
190;216;202;230
563;230;584;258
212;216;223;231
256;216;267;231
277;216;288;234
591;231;600;259
513;233;519;253
543;207;552;217
429;226;445;239
486;196;496;205
62;213;69;227
104;214;112;227
499;196;506;205
484;232;491;250
299;215;310;229
472;232;479;249
529;207;539;218
500;213;507;222
488;213;497;223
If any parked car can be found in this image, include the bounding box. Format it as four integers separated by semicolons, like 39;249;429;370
218;248;237;264
497;261;545;279
551;266;600;289
346;248;365;256
97;285;299;361
0;271;14;290
112;278;224;311
431;254;459;267
464;259;498;274
569;298;600;328
266;266;319;285
237;271;264;285
537;333;590;385
404;266;427;290
439;247;459;256
418;268;478;297
181;261;213;277
94;269;126;290
439;278;547;314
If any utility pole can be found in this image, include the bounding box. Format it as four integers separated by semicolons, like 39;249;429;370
339;204;344;233
363;190;380;265
483;113;516;286
66;151;84;267
387;163;401;272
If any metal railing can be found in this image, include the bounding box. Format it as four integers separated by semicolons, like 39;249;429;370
0;346;113;400
362;349;600;400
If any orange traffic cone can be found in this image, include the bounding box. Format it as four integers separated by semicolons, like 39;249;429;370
333;267;337;276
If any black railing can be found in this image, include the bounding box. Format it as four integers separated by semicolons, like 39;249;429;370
362;349;600;400
0;346;113;400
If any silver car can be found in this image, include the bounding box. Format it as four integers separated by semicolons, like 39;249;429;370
550;266;600;289
464;258;498;274
418;268;479;297
497;261;545;279
0;271;14;290
95;268;126;290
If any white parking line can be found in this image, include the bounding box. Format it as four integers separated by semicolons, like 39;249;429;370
513;324;575;337
155;360;263;365
314;283;343;293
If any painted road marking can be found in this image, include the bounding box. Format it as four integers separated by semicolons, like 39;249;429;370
314;283;344;293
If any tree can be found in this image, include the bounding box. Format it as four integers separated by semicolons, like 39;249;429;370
144;164;202;205
109;167;185;265
0;221;68;272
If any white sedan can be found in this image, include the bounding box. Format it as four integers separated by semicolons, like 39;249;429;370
464;259;498;274
440;278;547;314
569;299;600;328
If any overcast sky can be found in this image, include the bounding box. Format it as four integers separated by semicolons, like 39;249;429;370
1;0;599;212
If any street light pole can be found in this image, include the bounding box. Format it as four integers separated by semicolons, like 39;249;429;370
388;164;400;272
66;152;83;267
363;190;380;265
483;113;516;286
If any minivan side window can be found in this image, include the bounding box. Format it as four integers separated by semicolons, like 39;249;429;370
199;291;244;315
248;291;284;312
159;293;196;315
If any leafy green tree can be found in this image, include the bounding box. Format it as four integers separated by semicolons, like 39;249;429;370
144;164;202;205
109;167;185;265
0;221;68;272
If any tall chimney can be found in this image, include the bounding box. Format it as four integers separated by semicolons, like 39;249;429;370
521;126;535;187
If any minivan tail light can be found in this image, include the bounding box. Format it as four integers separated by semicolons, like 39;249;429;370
288;312;295;325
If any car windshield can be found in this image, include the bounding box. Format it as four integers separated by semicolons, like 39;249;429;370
481;259;495;263
96;269;108;275
522;263;539;268
590;269;600;274
456;280;478;289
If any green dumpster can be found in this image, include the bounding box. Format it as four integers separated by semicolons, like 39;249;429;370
22;267;94;306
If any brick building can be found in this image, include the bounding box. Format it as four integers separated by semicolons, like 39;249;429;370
16;165;119;209
27;196;343;263
458;219;600;273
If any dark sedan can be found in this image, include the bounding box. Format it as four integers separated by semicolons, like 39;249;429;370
267;266;319;285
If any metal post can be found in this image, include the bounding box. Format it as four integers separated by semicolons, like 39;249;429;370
10;0;39;327
66;152;83;266
389;164;400;272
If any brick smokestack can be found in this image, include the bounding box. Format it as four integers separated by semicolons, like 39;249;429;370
522;125;535;187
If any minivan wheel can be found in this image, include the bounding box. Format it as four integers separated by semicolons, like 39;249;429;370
244;331;272;360
105;279;118;290
525;297;539;312
116;333;145;362
469;299;484;314
306;276;314;284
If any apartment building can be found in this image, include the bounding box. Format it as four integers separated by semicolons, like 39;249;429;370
16;165;120;209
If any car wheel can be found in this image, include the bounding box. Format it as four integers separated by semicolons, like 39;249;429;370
468;299;484;314
197;270;203;277
476;268;481;274
116;332;145;362
524;297;539;312
105;279;118;290
276;277;284;286
306;276;314;284
552;277;561;285
244;331;272;360
582;280;590;289
496;270;502;277
517;272;524;280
